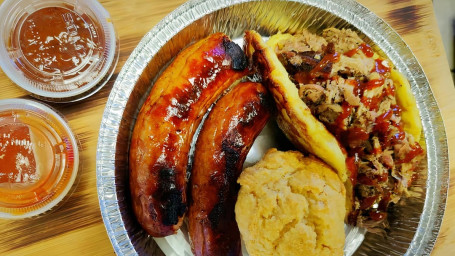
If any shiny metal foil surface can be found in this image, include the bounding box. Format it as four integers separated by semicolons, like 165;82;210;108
96;0;449;255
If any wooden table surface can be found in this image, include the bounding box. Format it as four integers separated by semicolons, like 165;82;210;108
0;0;453;255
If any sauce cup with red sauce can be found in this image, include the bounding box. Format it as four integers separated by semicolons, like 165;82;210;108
0;0;119;102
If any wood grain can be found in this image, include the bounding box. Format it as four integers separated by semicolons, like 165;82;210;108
0;0;453;255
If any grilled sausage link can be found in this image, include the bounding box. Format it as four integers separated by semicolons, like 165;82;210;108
189;82;271;255
129;33;248;237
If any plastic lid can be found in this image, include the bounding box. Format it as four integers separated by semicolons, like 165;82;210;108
0;0;119;102
0;99;79;218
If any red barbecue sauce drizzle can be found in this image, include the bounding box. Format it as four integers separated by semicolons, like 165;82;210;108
397;143;424;164
309;52;340;79
346;58;391;111
344;43;374;58
357;171;388;187
378;192;391;211
373;59;391;75
364;79;385;91
347;77;386;101
346;156;357;185
335;102;352;129
360;79;387;111
369;210;387;221
368;190;391;221
390;104;406;144
391;122;406;143
375;109;393;125
372;105;407;148
391;104;402;114
346;79;363;97
294;48;340;84
360;196;377;210
329;102;369;150
345;128;369;145
357;173;375;186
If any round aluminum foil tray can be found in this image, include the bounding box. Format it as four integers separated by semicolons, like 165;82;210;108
96;0;449;255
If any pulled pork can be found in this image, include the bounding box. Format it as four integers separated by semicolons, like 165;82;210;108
276;28;424;228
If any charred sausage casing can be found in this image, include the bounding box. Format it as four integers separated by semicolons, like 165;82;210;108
129;33;248;237
189;82;271;255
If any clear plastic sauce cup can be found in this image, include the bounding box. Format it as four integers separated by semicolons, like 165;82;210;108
0;99;79;218
0;0;119;102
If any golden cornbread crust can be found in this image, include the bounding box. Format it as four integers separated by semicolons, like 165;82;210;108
235;148;345;256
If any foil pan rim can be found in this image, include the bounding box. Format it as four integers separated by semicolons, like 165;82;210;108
96;0;449;255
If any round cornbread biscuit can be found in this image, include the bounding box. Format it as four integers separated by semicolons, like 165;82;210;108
235;148;345;256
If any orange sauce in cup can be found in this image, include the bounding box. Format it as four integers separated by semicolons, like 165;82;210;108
0;107;77;217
